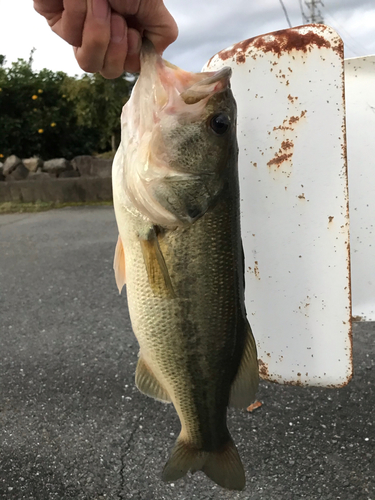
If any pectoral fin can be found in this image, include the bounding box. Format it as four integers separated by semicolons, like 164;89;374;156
135;355;171;403
139;227;176;298
114;234;126;294
229;322;259;408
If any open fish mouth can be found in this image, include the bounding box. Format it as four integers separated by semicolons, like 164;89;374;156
136;38;232;118
117;39;236;229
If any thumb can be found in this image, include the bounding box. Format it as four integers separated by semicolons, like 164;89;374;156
140;1;178;54
108;0;178;54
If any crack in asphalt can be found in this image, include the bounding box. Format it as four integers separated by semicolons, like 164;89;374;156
118;417;141;500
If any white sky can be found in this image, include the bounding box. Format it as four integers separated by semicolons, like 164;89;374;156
0;0;374;76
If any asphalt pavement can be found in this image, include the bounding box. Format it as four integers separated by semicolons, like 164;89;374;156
0;206;374;500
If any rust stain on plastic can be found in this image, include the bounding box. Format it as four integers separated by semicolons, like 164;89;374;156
327;378;352;389
252;29;331;57
339;57;353;377
351;315;363;322
267;137;296;168
258;358;350;387
289;115;300;125
267;153;293;168
209;36;257;65
249;261;260;279
213;26;337;66
208;25;343;78
281;139;294;150
274;123;293;132
273;110;307;133
254;261;260;279
260;371;305;386
208;25;351;388
279;378;304;387
288;94;298;103
290;110;307;125
258;359;269;379
236;52;246;64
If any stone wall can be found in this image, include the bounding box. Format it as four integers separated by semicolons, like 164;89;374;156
0;177;112;203
0;155;113;203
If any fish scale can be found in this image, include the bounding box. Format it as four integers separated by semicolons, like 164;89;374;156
112;39;259;491
120;186;238;439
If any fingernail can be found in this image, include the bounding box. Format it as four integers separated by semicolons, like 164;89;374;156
92;0;109;20
111;15;126;44
127;29;142;55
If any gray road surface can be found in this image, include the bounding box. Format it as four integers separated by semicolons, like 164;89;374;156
0;207;374;500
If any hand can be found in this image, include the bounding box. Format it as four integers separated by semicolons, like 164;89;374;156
33;0;178;78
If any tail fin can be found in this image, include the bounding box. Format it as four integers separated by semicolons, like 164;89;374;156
162;436;245;491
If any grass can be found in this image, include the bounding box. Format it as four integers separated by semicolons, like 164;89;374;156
0;200;113;214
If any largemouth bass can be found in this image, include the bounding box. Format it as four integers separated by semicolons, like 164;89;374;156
112;39;259;491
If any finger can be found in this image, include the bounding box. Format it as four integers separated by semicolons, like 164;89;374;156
106;0;139;15
34;0;87;48
33;0;64;18
136;0;178;54
108;0;178;54
56;0;87;47
124;28;142;73
74;0;111;74
100;13;128;79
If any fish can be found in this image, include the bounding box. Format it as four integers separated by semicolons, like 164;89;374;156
112;39;259;491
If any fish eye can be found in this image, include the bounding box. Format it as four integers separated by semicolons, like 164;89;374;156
209;113;230;136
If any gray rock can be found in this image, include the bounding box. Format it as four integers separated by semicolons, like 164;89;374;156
72;156;112;178
23;157;43;172
3;155;23;175
27;171;50;181
0;177;112;203
58;170;80;178
43;158;72;176
71;155;91;173
6;162;29;181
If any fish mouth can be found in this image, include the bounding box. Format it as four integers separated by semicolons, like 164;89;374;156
118;39;234;228
140;38;232;108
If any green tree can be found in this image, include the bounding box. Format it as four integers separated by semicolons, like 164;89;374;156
61;72;134;153
0;52;135;160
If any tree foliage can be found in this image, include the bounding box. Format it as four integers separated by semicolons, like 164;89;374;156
0;52;135;160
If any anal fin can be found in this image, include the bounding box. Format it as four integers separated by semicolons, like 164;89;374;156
139;227;176;298
135;355;171;403
229;321;259;408
114;234;126;294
